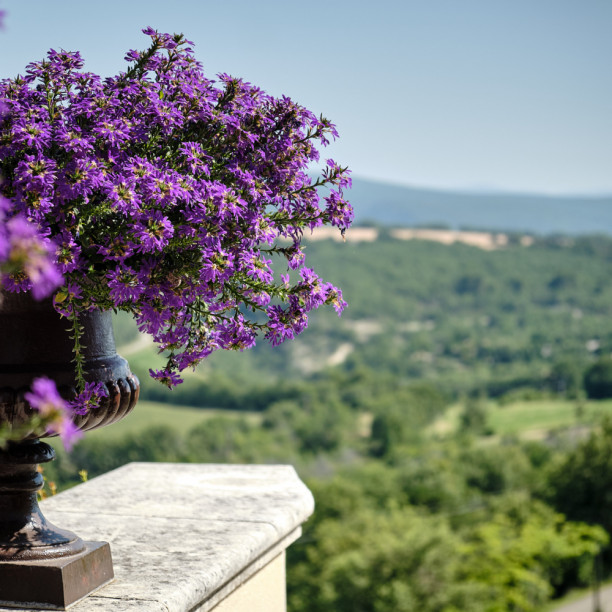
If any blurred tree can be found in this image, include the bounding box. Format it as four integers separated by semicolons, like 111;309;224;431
460;444;534;495
584;358;612;399
460;497;607;605
549;358;585;397
548;418;612;533
459;398;491;435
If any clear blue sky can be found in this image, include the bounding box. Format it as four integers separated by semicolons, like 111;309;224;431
1;0;610;195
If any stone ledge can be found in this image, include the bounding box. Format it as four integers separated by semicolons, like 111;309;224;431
0;463;314;611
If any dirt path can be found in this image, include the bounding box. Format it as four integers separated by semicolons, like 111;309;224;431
552;585;612;612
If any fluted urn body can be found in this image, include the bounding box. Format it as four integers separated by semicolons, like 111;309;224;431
0;291;139;436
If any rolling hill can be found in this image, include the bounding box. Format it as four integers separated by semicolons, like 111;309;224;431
348;178;612;235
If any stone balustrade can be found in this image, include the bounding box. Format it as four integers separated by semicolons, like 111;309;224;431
0;463;314;611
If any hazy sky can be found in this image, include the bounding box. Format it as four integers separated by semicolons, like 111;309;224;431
1;0;610;195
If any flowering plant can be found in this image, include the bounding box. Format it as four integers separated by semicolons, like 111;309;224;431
0;28;352;395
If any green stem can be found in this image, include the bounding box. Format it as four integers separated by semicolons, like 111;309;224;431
68;308;86;393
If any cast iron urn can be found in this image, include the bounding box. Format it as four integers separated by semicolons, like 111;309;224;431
0;292;139;609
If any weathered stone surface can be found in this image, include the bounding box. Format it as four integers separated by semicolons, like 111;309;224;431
0;463;314;612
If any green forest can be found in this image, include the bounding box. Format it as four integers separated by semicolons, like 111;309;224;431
47;230;612;611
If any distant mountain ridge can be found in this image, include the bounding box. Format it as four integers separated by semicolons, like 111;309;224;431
348;178;612;235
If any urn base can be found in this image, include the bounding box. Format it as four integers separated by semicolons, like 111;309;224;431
0;540;114;610
0;441;114;609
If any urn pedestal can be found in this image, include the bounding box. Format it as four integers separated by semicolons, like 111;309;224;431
0;293;139;609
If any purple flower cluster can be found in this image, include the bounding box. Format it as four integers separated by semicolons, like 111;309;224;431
0;28;352;390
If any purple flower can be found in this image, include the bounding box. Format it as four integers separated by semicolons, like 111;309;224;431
107;266;145;304
149;368;183;389
54;419;82;453
325;285;347;316
68;381;108;416
324;189;354;229
25;377;64;413
131;210;174;252
25;377;82;451
5;217;63;299
0;199;63;299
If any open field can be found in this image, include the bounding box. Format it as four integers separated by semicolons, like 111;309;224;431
79;401;262;442
306;225;534;250
489;398;612;437
71;396;612;447
431;398;612;439
75;397;612;445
